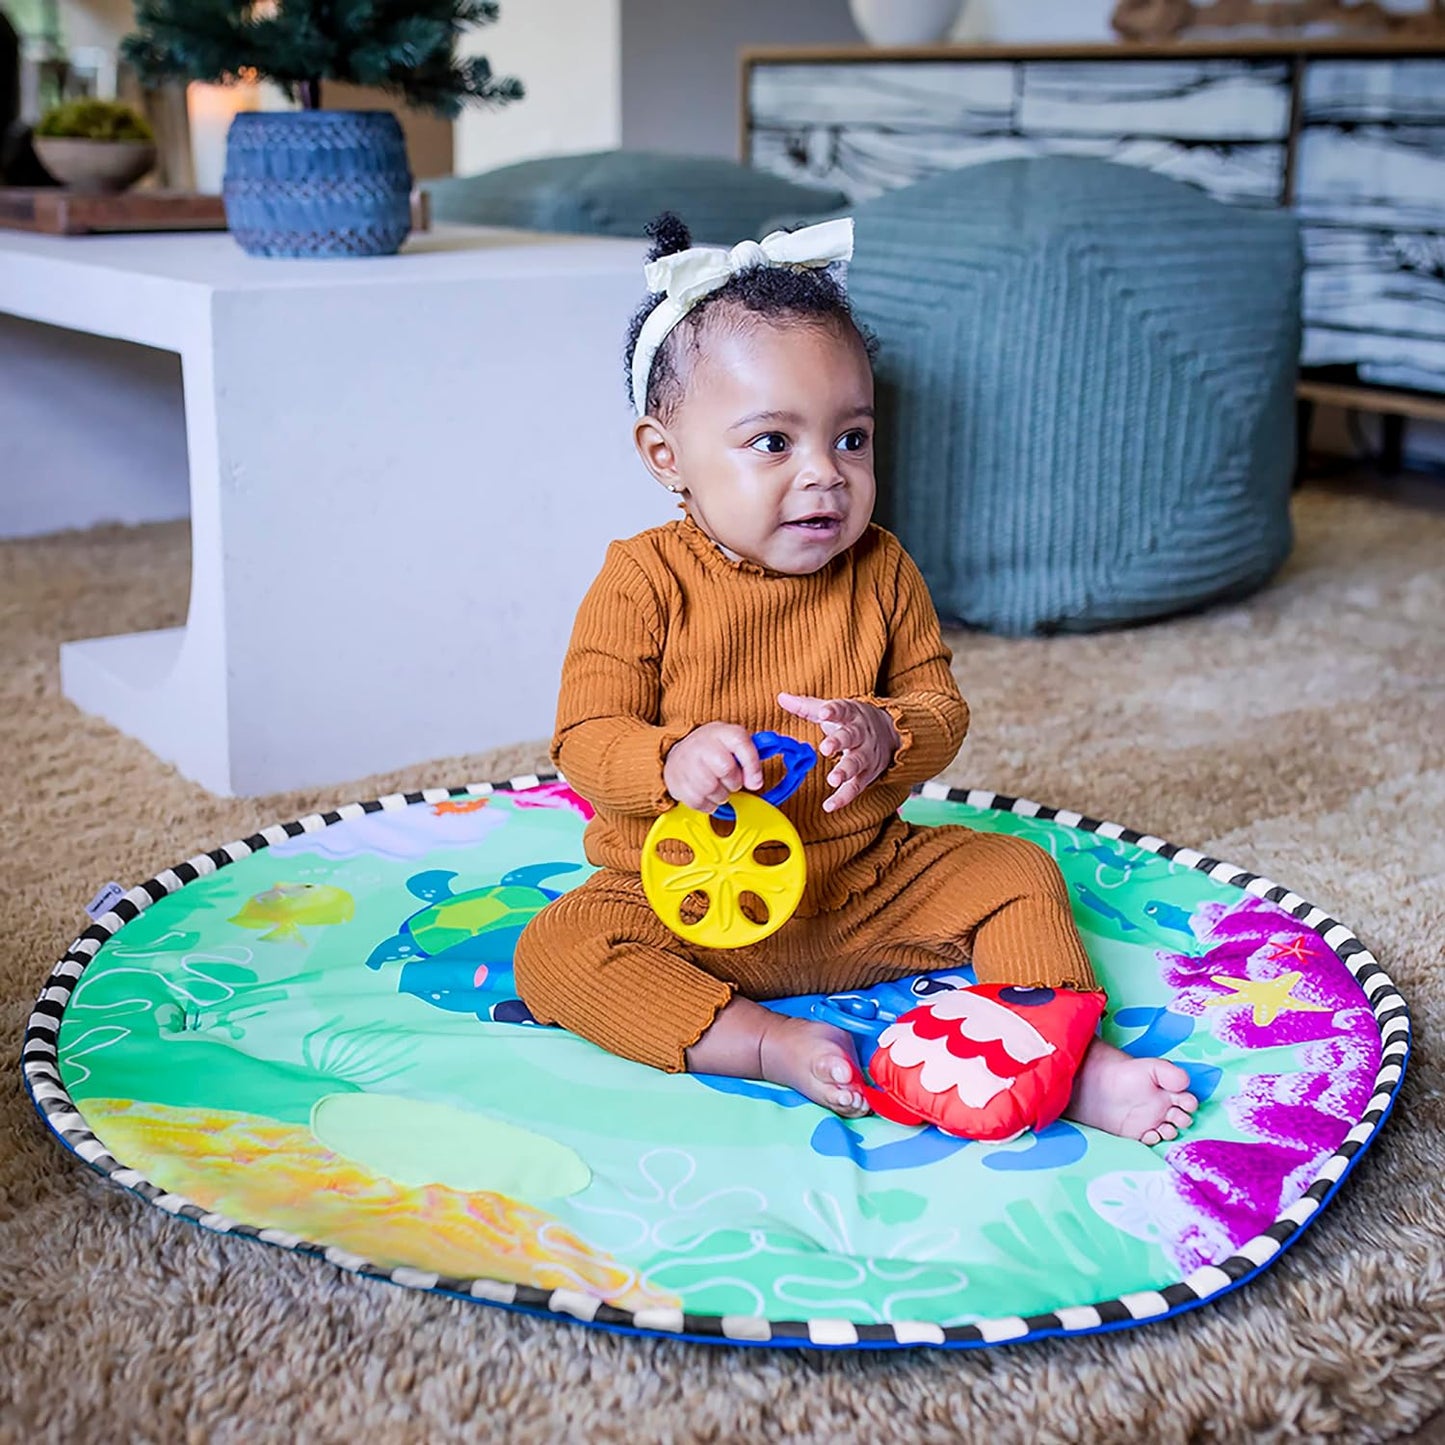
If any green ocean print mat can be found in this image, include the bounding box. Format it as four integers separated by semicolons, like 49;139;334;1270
24;777;1408;1349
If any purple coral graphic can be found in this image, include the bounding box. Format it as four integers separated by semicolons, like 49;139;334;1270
1165;1137;1314;1266
1140;896;1382;1271
1160;1064;1371;1270
1159;897;1374;1052
1229;1066;1376;1150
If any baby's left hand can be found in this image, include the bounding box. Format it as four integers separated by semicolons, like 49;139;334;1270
778;693;901;813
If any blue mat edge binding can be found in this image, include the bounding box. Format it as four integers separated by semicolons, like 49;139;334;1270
20;774;1412;1352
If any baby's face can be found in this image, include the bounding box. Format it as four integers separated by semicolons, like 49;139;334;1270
652;316;876;575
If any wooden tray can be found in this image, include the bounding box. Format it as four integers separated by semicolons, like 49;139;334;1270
0;188;226;234
0;186;432;236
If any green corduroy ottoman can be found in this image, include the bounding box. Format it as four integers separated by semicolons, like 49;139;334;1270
849;157;1302;635
421;150;848;245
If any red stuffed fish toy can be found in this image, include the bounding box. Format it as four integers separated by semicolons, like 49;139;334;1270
853;984;1106;1142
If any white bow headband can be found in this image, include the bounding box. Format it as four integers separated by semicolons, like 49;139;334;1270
629;216;855;416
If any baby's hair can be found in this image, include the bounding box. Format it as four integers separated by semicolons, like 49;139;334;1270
624;212;878;421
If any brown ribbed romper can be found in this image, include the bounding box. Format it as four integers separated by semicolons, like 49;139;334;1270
513;517;1099;1071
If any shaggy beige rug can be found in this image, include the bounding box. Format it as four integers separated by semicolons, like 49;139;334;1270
3;486;1443;1443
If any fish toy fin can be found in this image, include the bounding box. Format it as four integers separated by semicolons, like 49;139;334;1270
851;1077;929;1128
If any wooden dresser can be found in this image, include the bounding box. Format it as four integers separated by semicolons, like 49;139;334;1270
742;39;1445;421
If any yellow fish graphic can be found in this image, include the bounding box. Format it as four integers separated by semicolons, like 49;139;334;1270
229;882;354;944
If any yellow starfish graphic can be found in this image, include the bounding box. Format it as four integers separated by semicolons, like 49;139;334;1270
1204;970;1330;1028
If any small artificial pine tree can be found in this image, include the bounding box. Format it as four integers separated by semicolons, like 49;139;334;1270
121;0;523;115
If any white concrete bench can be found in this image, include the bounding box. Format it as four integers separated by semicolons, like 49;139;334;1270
0;226;669;795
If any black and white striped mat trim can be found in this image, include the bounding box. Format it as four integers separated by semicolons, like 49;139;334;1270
21;777;1410;1350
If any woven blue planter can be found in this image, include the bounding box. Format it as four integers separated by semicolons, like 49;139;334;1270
223;110;412;259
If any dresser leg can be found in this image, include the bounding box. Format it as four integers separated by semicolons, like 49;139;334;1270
1294;396;1315;488
1380;413;1407;477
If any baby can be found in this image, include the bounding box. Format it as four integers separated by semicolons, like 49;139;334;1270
515;213;1197;1146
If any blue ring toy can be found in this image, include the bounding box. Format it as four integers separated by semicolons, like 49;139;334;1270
712;731;817;822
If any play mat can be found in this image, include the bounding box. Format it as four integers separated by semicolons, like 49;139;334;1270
23;776;1409;1350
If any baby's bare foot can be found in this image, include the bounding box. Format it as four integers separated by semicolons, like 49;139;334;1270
758;1014;868;1117
1066;1039;1198;1145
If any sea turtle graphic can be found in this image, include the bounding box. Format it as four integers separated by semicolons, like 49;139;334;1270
365;864;580;1023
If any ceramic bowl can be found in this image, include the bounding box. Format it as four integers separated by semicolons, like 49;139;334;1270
33;137;157;193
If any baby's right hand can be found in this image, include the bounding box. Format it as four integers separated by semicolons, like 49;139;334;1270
663;723;764;813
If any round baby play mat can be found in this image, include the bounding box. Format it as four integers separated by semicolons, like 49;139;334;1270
24;777;1408;1350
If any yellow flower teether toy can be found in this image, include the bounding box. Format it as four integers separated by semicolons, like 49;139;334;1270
642;732;815;950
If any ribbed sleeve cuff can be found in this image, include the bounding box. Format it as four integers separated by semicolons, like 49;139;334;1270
555;720;701;817
871;696;916;774
641;721;702;813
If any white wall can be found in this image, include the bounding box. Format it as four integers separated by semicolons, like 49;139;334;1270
0;315;189;538
455;0;620;175
53;1;621;178
55;0;132;51
620;0;857;158
954;0;1117;41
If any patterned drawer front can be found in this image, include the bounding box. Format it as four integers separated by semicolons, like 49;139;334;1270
1296;60;1445;392
751;61;1016;130
748;59;1291;206
748;52;1445;396
1016;61;1290;141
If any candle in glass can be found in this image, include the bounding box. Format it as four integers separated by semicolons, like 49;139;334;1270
187;79;260;194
